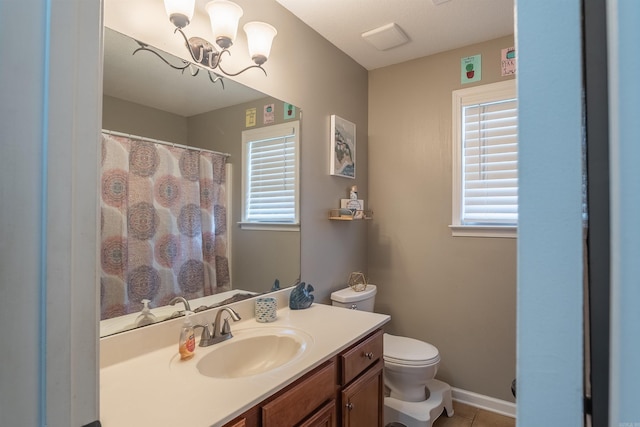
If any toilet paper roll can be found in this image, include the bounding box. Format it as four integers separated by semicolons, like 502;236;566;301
255;297;277;323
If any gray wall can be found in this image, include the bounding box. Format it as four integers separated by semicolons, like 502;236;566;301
368;35;516;402
102;95;188;144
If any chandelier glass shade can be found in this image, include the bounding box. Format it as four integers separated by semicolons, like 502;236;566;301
163;0;195;28
244;21;277;65
206;0;243;49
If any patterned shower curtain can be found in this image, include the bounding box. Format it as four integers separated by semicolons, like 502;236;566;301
100;133;230;320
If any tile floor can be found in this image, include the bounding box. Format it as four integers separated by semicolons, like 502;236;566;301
431;401;516;427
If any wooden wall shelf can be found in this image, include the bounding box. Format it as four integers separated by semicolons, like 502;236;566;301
328;209;373;221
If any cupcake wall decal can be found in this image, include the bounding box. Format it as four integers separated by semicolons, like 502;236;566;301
461;54;482;84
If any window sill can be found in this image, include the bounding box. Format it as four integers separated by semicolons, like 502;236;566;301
449;225;517;238
238;222;300;232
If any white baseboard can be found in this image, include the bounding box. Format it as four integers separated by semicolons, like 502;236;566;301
451;387;516;418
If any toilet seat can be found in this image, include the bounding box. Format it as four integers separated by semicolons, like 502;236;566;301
384;333;440;366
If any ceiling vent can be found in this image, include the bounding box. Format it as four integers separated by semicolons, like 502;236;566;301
361;23;409;51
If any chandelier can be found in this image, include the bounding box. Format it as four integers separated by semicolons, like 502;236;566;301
133;39;227;88
163;0;277;77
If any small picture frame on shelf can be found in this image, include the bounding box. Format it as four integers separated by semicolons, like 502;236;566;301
330;115;356;179
341;198;364;214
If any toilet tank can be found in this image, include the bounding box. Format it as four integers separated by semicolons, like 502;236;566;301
330;285;377;312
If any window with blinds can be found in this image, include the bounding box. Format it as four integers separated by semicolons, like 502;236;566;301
241;121;300;226
451;81;518;237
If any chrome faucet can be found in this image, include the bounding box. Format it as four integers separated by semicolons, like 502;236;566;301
169;296;191;314
194;307;241;347
213;307;241;340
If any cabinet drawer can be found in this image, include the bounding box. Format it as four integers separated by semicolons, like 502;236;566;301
341;330;383;385
262;360;337;426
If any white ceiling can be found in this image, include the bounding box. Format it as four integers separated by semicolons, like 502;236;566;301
275;0;514;70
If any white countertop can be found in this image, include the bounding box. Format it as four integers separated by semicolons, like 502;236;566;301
100;303;389;427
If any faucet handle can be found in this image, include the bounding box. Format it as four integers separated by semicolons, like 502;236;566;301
220;318;232;335
194;323;213;346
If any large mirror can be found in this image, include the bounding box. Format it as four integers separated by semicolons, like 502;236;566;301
100;27;301;337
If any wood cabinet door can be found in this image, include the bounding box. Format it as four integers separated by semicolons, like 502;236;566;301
262;361;337;426
299;400;337;427
341;360;383;427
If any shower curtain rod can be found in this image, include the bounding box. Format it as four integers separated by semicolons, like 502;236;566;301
102;129;231;158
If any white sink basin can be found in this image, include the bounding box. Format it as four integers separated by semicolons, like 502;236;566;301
195;327;312;378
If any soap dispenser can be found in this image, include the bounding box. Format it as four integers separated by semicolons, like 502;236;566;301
178;311;196;361
134;299;157;327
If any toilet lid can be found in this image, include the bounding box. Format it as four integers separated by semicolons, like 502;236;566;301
330;285;377;303
383;333;440;366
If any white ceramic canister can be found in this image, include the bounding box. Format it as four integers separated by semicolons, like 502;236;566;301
255;297;277;322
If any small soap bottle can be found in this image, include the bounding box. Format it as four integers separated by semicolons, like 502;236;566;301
178;311;196;361
134;299;157;327
350;185;358;200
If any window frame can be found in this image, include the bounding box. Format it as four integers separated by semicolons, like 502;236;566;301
240;121;300;231
450;80;518;238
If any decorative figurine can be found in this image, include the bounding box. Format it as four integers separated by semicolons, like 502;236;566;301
289;281;315;310
350;185;358;200
348;272;368;292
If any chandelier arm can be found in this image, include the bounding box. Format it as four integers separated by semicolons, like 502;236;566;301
175;27;204;64
214;48;268;77
208;71;225;88
132;45;191;71
171;27;268;78
208;52;223;69
217;62;268;77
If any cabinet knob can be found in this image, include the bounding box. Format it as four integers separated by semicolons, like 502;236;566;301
364;352;374;360
346;402;354;411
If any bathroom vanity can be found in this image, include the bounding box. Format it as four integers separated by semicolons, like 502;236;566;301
100;296;389;426
224;329;384;427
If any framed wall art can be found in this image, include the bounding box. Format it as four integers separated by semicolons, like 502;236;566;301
330;115;356;179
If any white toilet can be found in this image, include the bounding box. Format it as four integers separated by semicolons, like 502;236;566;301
331;285;454;427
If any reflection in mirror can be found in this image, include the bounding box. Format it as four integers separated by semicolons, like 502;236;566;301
100;27;301;337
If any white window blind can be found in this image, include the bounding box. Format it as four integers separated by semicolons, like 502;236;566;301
462;98;518;225
451;80;518;237
242;122;299;225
